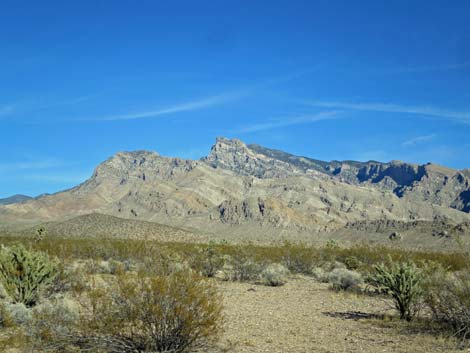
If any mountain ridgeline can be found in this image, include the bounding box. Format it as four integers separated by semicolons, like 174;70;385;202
1;137;469;244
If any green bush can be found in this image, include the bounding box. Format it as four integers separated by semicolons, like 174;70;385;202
368;260;423;321
0;244;59;307
30;271;223;353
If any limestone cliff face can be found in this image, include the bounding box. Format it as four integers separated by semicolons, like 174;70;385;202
1;137;469;235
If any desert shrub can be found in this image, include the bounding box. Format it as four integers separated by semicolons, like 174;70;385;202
27;297;81;351
223;257;262;282
425;270;470;340
30;271;223;353
2;303;32;326
260;263;289;287
193;243;224;278
280;242;318;274
368;260;423;321
0;244;59;307
310;267;328;283
0;302;13;327
50;261;89;296
327;268;362;291
343;256;362;270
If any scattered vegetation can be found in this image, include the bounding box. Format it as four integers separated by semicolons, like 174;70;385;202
0;234;469;351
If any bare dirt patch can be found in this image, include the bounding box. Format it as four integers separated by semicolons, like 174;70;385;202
217;276;466;353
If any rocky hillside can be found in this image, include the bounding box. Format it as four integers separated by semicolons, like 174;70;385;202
0;194;32;205
1;137;469;240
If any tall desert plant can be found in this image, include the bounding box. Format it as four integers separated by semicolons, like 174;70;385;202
368;260;423;321
0;244;59;307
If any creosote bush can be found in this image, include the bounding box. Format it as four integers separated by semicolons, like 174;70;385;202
222;257;262;282
368;260;423;321
194;243;224;278
260;263;289;287
425;270;470;340
0;244;59;307
30;271;223;353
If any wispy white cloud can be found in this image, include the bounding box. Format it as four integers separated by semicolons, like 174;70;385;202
0;94;99;119
402;134;437;147
235;111;340;133
304;100;470;123
0;159;64;173
93;91;245;122
80;70;319;122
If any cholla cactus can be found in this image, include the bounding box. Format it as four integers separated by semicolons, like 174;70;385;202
0;244;59;307
369;260;423;321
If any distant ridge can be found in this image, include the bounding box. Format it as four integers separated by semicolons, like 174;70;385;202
0;137;469;246
0;194;32;205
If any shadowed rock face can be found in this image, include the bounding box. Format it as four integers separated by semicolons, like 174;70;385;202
1;137;469;236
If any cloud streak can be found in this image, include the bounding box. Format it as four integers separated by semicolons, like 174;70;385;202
0;159;64;173
80;70;319;122
304;100;470;123
402;134;436;147
93;91;245;122
235;111;340;133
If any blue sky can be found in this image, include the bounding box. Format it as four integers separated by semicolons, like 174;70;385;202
1;0;470;197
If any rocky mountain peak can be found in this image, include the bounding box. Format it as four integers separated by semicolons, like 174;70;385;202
203;137;303;178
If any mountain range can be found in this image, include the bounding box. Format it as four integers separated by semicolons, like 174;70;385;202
1;137;469;248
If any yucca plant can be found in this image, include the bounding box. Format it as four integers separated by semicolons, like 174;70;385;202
368;260;423;321
0;244;59;307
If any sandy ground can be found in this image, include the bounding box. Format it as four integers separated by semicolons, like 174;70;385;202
216;276;468;353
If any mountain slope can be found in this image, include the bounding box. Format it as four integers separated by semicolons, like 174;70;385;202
0;194;32;205
1;137;469;239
